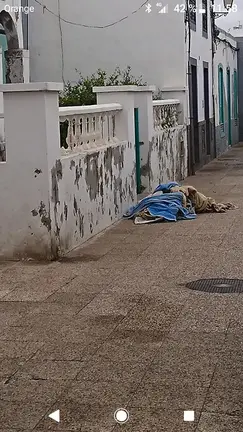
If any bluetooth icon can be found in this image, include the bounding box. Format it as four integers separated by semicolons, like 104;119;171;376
145;3;152;13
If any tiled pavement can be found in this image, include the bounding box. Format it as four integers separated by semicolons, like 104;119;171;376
1;143;243;431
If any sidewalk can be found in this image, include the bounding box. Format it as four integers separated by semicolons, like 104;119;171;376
0;144;243;431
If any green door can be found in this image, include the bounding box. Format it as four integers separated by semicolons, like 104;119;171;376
0;34;7;83
227;68;232;146
134;108;141;194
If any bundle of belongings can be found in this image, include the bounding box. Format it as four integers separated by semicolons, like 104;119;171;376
124;181;237;225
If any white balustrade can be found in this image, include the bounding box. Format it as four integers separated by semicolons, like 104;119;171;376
153;99;180;131
59;103;122;152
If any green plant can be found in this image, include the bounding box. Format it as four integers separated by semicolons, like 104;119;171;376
153;88;163;100
59;66;146;147
59;66;146;107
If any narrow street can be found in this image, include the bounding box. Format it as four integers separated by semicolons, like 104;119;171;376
0;144;243;431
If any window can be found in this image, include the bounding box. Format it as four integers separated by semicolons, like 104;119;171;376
233;70;238;120
218;66;224;130
189;0;196;30
202;0;208;36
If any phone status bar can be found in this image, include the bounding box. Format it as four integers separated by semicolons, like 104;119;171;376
145;3;238;14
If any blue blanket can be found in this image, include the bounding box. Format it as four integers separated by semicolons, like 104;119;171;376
124;182;196;222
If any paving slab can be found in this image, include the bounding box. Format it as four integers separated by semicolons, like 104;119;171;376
1;144;243;430
197;412;243;432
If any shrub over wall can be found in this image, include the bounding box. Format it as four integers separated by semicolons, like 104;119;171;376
59;66;147;147
59;66;146;107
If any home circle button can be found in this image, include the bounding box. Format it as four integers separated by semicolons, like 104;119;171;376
114;408;129;424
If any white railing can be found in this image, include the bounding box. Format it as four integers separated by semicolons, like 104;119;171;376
59;103;122;152
153;99;180;131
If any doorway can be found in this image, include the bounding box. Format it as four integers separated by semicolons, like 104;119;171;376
189;59;199;172
203;63;210;155
226;68;232;146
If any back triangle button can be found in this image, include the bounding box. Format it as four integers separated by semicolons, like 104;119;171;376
48;409;60;423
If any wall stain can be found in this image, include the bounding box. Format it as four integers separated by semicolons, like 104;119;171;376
74;159;83;189
60;213;63;224
70;160;75;170
113;145;124;170
104;172;109;186
85;153;99;200
64;203;68;220
114;177;123;204
50;161;62;255
99;165;104;206
125;177;128;194
34;168;42;178
32;201;51;232
78;209;84;237
104;147;113;173
55;159;63;180
51;167;59;205
73;196;78;214
113;188;118;215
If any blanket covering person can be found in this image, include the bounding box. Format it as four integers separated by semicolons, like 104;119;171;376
124;181;237;224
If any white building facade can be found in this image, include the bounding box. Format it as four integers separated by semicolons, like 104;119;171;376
0;1;238;170
214;27;238;154
0;0;29;83
26;0;239;173
0;0;30;159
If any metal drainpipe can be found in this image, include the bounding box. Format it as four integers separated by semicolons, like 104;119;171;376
211;0;217;159
185;0;195;175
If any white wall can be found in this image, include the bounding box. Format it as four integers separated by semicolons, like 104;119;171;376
0;84;61;259
0;83;137;260
28;0;187;90
56;143;136;254
148;125;187;192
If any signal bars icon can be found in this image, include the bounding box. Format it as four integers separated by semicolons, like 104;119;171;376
156;3;168;13
145;3;168;13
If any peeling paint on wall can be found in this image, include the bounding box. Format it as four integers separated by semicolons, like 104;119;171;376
31;201;51;232
104;147;113;181
146;126;187;192
34;168;42;177
73;196;78;214
55;159;63;180
31;209;38;216
85;153;99;201
64;202;68;220
74;159;83;189
51;167;59;205
70;160;75;170
55;141;136;256
113;145;124;170
78;209;84;237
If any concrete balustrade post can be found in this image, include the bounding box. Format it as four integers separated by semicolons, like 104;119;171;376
0;82;63;260
93;85;155;191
